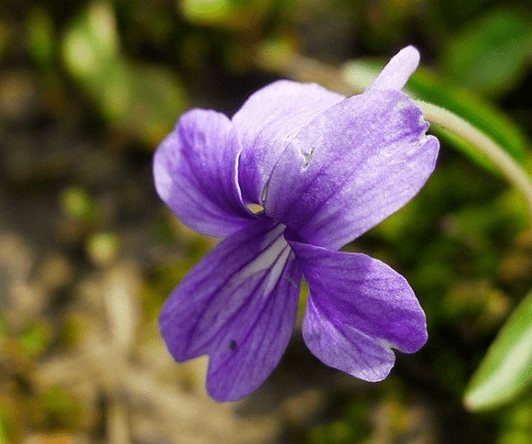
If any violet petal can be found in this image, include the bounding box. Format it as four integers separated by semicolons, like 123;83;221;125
289;239;427;381
153;109;255;237
159;219;301;401
370;46;420;91
265;89;439;249
232;80;345;204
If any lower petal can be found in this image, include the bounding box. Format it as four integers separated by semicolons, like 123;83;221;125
159;219;301;401
304;297;396;381
289;239;427;381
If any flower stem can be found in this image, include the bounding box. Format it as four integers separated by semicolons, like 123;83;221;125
417;100;532;225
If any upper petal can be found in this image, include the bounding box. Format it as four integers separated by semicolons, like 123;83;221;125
153;109;255;237
159;219;301;401
370;46;420;91
264;89;439;249
289;239;427;381
232;80;345;204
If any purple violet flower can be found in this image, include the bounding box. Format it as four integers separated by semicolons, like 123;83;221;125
153;46;439;402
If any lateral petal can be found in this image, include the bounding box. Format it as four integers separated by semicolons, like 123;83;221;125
232;80;345;204
265;89;439;249
153;109;255;238
289;240;427;381
159;219;301;401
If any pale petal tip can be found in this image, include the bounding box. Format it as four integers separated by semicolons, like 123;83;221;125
370;45;421;91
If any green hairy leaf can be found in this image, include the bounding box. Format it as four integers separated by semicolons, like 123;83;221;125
464;290;532;410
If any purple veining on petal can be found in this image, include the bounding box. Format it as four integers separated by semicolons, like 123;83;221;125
265;89;439;249
159;219;301;401
304;296;396;381
206;254;301;401
289;239;427;381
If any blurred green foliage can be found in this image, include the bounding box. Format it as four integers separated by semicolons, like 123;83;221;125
28;386;83;431
26;8;56;72
60;2;188;146
308;397;372;444
442;9;532;97
465;290;532;410
17;322;52;360
2;0;532;443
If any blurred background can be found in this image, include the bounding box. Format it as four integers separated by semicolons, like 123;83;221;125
1;0;532;443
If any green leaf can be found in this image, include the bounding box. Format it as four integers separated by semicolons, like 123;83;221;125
179;0;282;29
61;1;187;145
441;9;532;96
26;7;56;71
61;1;120;79
122;64;188;146
464;290;532;410
342;60;529;170
0;312;8;336
17;322;51;359
180;0;234;24
408;67;528;170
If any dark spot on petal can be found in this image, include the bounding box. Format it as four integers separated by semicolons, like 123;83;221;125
229;340;237;351
301;149;313;168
